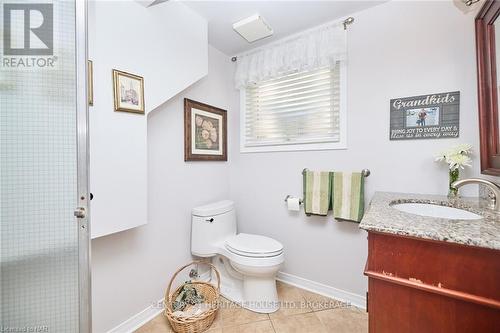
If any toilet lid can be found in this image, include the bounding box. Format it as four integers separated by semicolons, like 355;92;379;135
225;233;283;258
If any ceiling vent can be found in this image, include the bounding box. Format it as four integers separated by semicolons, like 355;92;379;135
233;14;273;43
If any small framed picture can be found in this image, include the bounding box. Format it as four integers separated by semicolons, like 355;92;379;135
112;69;145;114
184;99;227;161
405;107;440;128
87;60;93;106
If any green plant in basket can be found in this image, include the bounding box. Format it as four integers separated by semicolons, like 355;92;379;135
172;281;205;312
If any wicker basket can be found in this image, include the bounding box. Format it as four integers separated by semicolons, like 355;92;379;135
164;261;220;333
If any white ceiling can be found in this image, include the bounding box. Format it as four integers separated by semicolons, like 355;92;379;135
182;1;386;55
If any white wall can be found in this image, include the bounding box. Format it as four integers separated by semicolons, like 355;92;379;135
91;46;235;333
88;0;208;238
229;0;482;300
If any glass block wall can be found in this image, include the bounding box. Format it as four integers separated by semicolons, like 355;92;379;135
0;1;79;332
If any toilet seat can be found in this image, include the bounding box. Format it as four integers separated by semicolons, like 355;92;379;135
225;233;283;258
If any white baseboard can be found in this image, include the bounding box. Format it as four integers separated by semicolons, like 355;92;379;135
106;298;164;333
277;271;366;310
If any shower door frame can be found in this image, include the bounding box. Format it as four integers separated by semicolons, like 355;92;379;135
75;1;92;332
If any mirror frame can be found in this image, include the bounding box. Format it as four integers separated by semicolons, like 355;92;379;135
476;0;500;176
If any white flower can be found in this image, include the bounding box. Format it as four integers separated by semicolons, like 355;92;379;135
202;120;214;130
201;129;210;140
435;143;473;170
210;128;217;142
448;143;472;156
435;149;453;162
447;154;472;170
435;152;447;163
195;116;203;127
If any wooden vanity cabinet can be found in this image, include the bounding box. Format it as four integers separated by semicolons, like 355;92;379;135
364;232;500;332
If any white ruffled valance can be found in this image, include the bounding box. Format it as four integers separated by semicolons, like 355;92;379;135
234;21;346;88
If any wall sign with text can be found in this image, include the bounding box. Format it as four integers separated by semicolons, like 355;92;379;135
390;91;460;140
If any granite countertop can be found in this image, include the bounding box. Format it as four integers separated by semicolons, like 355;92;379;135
359;192;500;250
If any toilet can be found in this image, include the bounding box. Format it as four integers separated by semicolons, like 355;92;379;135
191;200;284;313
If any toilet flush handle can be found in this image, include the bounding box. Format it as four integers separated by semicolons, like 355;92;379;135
206;218;214;223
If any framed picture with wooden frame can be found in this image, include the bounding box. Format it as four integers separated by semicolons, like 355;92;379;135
112;69;145;114
184;98;227;161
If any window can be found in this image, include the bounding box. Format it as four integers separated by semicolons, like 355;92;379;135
240;63;346;152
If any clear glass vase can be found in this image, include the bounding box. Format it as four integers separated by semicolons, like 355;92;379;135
448;168;459;198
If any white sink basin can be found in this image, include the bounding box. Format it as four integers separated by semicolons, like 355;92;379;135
391;202;482;220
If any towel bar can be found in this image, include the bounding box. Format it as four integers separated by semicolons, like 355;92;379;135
302;168;371;177
286;169;370;204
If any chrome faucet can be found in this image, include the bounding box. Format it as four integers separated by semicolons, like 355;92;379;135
451;178;500;212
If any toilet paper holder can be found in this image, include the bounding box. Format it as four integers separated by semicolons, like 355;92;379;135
284;195;303;205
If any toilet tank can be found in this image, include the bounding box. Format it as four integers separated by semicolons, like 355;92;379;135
191;200;237;257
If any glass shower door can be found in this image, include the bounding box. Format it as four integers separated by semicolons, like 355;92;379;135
0;1;90;332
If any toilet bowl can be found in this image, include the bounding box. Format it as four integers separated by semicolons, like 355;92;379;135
191;201;284;313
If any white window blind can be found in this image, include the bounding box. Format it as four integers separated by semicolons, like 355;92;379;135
242;64;344;151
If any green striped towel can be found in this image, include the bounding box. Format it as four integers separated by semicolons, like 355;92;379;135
303;171;332;216
331;172;365;222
